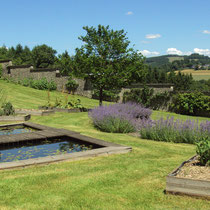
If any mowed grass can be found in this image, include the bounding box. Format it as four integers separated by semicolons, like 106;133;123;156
0;79;210;209
0;112;209;209
175;69;210;80
0;79;110;109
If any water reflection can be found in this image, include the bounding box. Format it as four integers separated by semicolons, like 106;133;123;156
0;138;94;163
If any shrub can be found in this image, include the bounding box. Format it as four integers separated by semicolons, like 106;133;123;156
89;103;152;133
123;86;154;107
169;92;210;117
1;102;15;116
196;137;210;166
92;89;120;102
139;117;210;144
123;87;171;110
19;77;57;91
65;78;79;93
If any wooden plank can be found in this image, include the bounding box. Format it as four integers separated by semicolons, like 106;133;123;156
166;156;210;199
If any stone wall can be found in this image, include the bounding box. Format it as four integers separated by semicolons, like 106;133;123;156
0;60;92;97
118;83;174;102
0;60;174;101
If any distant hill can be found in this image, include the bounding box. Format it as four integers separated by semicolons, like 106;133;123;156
146;55;184;67
146;53;210;71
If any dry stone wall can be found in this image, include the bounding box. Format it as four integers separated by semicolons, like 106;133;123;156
0;60;92;97
0;60;174;101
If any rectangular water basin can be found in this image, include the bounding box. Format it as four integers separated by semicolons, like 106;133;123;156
0;122;132;169
0;124;39;136
0;136;103;163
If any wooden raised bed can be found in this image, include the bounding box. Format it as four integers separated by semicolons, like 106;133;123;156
0;114;31;121
38;107;90;113
15;109;54;116
166;156;210;200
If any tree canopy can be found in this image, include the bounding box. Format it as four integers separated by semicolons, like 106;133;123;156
31;44;57;68
73;25;146;105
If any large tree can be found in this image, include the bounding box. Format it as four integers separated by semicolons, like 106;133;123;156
32;44;57;68
74;25;146;105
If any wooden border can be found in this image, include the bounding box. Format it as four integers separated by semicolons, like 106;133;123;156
166;156;210;200
0;122;132;169
0;114;31;121
15;109;54;116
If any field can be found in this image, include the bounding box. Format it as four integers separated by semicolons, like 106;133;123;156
175;69;210;80
168;56;184;63
0;80;209;209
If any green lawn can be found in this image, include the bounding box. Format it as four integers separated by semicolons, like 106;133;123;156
193;74;210;81
0;80;209;209
0;79;110;109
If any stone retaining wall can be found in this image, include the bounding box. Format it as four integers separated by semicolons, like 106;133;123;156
0;60;174;101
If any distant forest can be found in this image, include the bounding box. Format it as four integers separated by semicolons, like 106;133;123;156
0;44;210;92
146;53;210;71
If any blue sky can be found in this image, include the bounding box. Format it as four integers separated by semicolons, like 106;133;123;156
1;0;210;57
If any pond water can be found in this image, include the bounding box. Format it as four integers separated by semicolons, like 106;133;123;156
0;137;99;163
0;125;37;135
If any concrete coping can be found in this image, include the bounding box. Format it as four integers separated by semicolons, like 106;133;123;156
0;122;132;169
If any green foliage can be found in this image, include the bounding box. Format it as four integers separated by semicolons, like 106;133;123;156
0;64;2;78
196;137;210;166
123;86;172;110
92;89;120;102
169;92;210;117
146;53;210;72
65;77;79;93
74;24;146;105
1;101;15;116
56;51;73;75
149;92;171;110
32;44;57;68
123;86;154;107
18;78;57;91
189;79;210;92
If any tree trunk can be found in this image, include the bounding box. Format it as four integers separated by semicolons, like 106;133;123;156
99;88;103;106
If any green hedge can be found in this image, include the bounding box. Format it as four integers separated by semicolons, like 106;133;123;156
169;92;210;117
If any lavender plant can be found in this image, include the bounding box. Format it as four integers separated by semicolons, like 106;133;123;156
139;116;210;144
89;103;152;133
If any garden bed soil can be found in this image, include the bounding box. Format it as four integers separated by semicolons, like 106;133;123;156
0;114;31;121
166;156;210;200
15;109;54;116
176;156;210;181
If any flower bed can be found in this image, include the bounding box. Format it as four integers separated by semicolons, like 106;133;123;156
166;156;210;200
139;117;210;144
89;103;152;133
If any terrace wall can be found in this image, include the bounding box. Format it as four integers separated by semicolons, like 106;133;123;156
0;60;174;101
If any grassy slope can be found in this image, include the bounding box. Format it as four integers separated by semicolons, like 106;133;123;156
0;79;110;109
0;80;209;209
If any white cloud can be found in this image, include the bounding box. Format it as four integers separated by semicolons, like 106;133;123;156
145;34;161;39
202;30;210;34
126;11;133;15
166;48;192;56
166;48;183;55
139;50;160;56
194;48;210;56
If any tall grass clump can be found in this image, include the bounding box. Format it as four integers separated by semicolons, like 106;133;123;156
89;103;152;133
139;116;210;144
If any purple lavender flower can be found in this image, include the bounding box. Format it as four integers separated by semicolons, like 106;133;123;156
139;116;210;144
89;102;152;133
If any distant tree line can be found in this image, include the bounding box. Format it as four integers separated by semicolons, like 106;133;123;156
0;44;73;75
1;25;210;106
146;53;210;71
